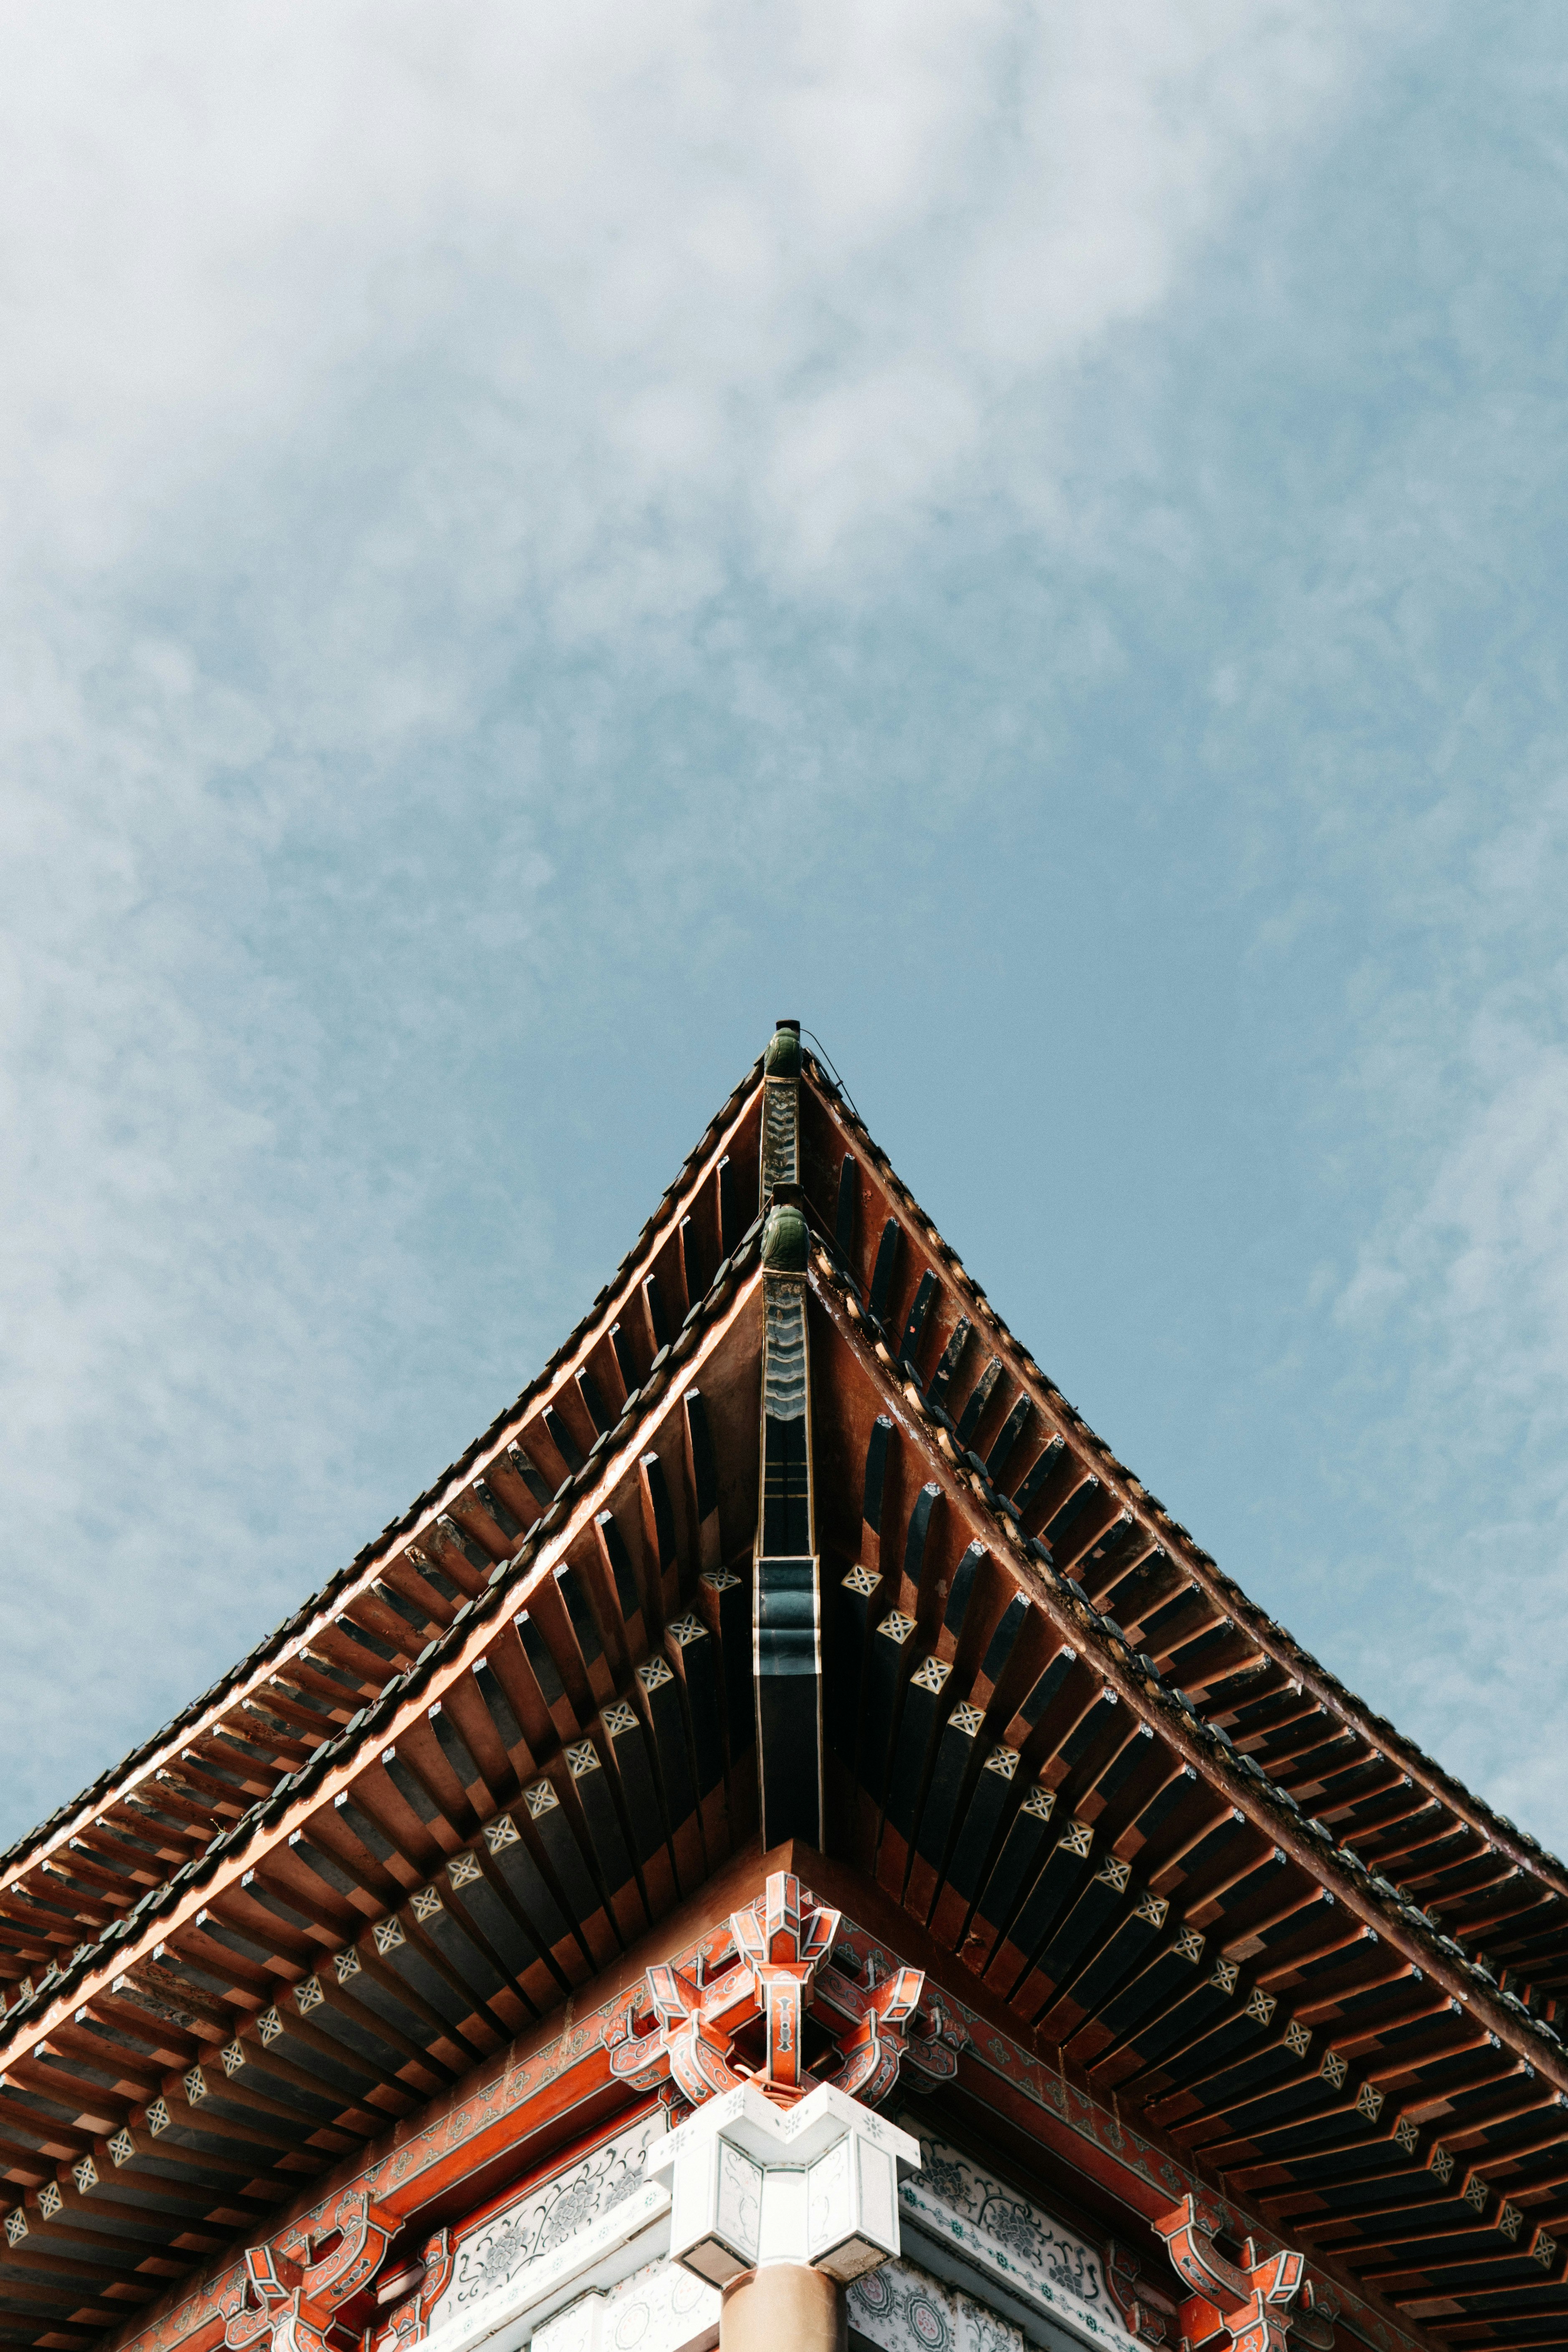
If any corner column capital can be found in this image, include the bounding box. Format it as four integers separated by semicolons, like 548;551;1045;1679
649;2079;920;2290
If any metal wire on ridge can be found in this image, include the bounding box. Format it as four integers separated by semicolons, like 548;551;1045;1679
801;1027;861;1124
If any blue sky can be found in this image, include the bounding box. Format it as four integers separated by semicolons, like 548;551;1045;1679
2;3;1566;1852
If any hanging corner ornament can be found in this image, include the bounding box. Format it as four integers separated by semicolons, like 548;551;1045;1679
607;1870;966;2109
1153;2198;1321;2352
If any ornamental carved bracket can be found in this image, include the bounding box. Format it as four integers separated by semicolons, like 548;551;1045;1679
223;2189;401;2352
1104;2240;1178;2346
1154;2198;1337;2352
370;2228;455;2352
607;1870;966;2108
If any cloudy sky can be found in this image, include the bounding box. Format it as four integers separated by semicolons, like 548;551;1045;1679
2;3;1565;1853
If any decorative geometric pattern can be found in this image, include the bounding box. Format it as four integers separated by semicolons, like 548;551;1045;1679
525;1778;560;1818
412;1887;444;1922
146;2097;171;2135
984;1746;1019;1782
761;1074;798;1195
856;2259;1028;2352
374;1918;406;1955
72;2156;98;2193
184;2065;208;2104
602;1702;639;1736
1355;2082;1384;2121
949;1703;986;1738
36;2183;61;2221
843;1567;881;1600
336;1947;362;1983
637;1657;674;1691
665;1613;708;1646
222;2040;246;2076
108;2128;134;2167
532;2257;719;2352
433;2112;668;2320
1318;2049;1346;2087
912;1658;952;1696
567;1741;603;1779
714;2139;761;2265
295;1975;325;2011
2;2212;24;2248
449;1850;483;1888
899;2137;1139;2352
485;1813;521;1850
257;2007;283;2043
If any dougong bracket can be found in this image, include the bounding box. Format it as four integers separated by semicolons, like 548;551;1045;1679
606;1869;962;2110
1153;2198;1331;2352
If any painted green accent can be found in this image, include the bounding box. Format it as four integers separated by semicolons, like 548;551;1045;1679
761;1202;809;1271
764;1022;802;1077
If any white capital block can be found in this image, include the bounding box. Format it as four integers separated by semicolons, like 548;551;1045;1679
648;2083;919;2289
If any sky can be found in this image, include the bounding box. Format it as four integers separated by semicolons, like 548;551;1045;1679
2;3;1566;1854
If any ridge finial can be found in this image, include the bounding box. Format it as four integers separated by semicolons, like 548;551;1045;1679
765;1017;802;1077
762;1200;809;1271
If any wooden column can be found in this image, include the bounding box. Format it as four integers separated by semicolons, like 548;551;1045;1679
721;2264;845;2352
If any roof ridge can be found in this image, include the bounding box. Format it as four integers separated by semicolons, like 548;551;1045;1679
799;1056;1568;1945
802;1229;1566;2088
0;1054;765;1890
0;1198;772;2051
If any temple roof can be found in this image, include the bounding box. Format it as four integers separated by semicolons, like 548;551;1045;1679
0;1058;768;1895
0;1031;1563;2349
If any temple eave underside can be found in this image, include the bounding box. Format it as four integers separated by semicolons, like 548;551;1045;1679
0;1028;1560;2352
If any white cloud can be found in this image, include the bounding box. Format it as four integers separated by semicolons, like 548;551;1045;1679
0;1;1393;1832
1295;747;1568;1837
0;2;1369;594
